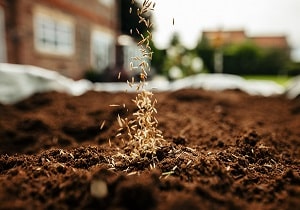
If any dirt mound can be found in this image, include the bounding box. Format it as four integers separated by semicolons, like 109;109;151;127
0;89;299;209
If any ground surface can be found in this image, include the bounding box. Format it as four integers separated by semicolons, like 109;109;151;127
0;88;299;210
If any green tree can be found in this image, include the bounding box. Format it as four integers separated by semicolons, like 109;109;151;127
162;33;202;80
194;36;215;73
223;42;290;75
260;48;289;75
149;40;167;75
223;41;261;75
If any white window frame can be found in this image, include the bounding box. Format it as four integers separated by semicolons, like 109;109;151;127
91;30;115;73
33;7;75;56
0;7;7;62
98;0;114;7
123;44;141;70
123;43;149;75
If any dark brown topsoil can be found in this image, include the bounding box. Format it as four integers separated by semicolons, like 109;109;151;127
0;88;299;210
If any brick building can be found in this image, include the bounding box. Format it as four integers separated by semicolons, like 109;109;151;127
202;30;247;48
202;29;290;57
0;0;120;79
250;36;290;54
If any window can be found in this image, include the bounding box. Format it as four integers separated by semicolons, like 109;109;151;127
34;9;74;55
91;30;115;72
120;35;149;74
123;44;141;71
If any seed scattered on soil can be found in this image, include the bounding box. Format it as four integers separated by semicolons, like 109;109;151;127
0;89;299;209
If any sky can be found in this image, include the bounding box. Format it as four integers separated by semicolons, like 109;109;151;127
150;0;300;61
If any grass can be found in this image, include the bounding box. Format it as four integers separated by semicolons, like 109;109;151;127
242;75;291;86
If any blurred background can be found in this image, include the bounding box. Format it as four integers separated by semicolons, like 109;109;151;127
0;0;299;84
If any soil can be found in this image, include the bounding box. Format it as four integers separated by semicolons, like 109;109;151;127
0;88;299;210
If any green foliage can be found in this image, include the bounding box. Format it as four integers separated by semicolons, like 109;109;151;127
149;40;167;75
259;48;288;75
194;36;291;75
223;42;261;74
194;36;215;73
195;32;290;75
153;32;291;78
285;61;300;76
224;41;290;75
161;34;204;80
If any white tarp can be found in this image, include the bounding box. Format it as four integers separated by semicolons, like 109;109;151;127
0;63;298;104
0;63;92;104
285;75;300;99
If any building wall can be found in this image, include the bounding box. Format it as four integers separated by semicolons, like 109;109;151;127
203;30;247;47
2;0;119;79
1;0;17;64
0;3;6;62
